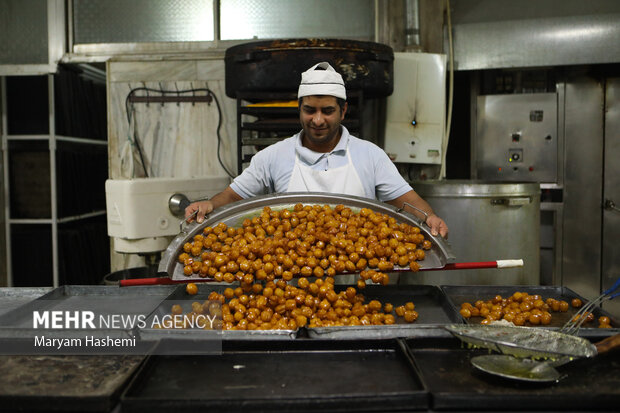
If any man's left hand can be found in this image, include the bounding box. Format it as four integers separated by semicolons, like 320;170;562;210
426;214;449;238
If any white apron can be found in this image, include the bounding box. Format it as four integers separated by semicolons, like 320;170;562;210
287;145;365;285
286;146;366;197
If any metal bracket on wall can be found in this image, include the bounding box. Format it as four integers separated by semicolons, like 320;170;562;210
604;199;620;213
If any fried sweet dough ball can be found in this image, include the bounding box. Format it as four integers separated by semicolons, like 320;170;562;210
178;204;431;284
165;281;420;330
460;292;590;327
170;204;430;330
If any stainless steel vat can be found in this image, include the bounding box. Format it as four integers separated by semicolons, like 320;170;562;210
406;180;540;286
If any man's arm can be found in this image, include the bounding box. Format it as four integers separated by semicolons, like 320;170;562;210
386;190;449;238
185;186;243;223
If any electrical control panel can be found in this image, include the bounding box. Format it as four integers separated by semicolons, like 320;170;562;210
476;93;558;182
383;52;447;164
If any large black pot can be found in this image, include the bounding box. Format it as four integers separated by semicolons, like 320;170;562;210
225;38;394;99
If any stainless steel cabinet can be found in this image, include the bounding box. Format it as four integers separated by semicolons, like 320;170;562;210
471;72;619;318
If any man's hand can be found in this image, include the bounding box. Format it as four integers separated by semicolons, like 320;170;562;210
185;200;215;224
183;187;243;224
386;190;449;239
426;213;448;238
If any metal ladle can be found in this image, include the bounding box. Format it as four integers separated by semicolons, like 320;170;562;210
471;334;620;383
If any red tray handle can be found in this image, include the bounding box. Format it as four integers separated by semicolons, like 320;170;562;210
119;277;178;287
119;277;218;287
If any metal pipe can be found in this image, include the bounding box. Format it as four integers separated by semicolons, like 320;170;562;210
57;135;107;146
48;74;59;288
67;0;74;54
1;77;12;287
213;0;220;46
405;0;420;48
374;0;380;43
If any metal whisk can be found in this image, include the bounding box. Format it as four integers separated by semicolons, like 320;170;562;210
560;276;620;335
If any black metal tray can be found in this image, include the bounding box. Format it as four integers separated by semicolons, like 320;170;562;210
0;285;177;330
0;354;144;412
441;285;619;334
404;336;620;411
0;287;52;317
121;339;428;413
307;285;462;340
140;284;299;340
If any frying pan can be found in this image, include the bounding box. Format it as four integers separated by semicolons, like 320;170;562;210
120;193;521;286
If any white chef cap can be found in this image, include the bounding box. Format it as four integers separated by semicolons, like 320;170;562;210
297;62;347;100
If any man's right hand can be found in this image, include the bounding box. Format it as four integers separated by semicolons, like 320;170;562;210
185;200;214;223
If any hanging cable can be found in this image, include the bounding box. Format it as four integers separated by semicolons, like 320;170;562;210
440;0;454;180
209;88;236;179
124;90;150;177
124;86;236;179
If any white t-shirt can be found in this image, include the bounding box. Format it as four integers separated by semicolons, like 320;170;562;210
230;126;412;202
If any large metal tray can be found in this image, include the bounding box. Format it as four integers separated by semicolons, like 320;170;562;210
140;284;298;341
121;339;428;413
159;192;455;281
0;354;144;412
0;287;52;317
441;285;619;335
404;336;620;411
307;285;461;340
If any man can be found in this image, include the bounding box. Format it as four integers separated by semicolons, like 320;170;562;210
186;62;448;238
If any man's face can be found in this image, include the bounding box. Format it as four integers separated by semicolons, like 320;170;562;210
299;95;347;150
